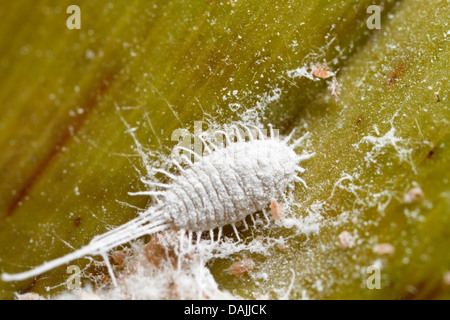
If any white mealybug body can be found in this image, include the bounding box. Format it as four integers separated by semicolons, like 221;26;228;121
1;125;313;284
167;139;297;231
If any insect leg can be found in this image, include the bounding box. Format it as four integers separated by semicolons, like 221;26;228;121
101;252;117;287
283;129;296;143
261;208;271;225
297;153;315;162
291;132;310;149
268;123;274;140
174;146;203;162
248;124;265;140
153;168;179;181
242;218;249;230
210;229;215;245
215;130;232;147
128;190;166;197
295;166;306;173
140;179;171;189
294;176;308;188
178;229;186;273
188;231;193;252
199;132;219;151
180;154;194;166
231;224;241;241
198;135;213;154
238;123;254;141
229;125;244;142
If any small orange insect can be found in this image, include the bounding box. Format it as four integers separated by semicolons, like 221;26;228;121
374;243;395;256
311;64;334;79
102;274;111;283
228;258;255;277
270;199;285;220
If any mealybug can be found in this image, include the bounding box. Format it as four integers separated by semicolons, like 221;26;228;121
1;124;313;285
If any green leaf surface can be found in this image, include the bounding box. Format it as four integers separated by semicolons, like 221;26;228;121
1;0;448;300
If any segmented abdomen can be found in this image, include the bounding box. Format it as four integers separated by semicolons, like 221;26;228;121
163;139;298;231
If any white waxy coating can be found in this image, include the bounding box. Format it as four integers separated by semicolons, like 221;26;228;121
1;127;311;283
164;139;298;231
